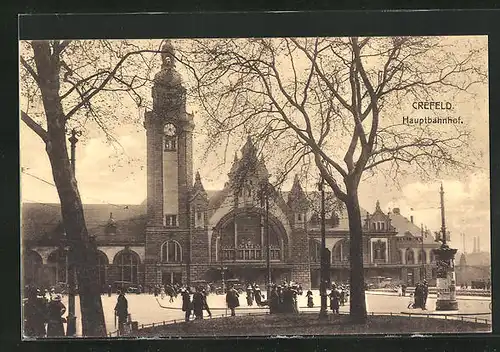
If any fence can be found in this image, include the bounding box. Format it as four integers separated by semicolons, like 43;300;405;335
107;307;491;337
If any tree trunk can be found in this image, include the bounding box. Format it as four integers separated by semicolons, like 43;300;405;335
31;41;107;337
346;184;367;323
46;135;107;336
45;126;107;336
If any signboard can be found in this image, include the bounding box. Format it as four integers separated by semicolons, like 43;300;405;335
436;271;456;301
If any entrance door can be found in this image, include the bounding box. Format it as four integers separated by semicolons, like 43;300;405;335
407;271;414;286
162;272;182;285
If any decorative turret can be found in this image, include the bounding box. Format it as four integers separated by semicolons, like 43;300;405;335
287;175;309;228
105;212;117;234
287;175;308;211
191;171;208;229
192;171;208;201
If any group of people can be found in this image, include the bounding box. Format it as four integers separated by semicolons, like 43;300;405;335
408;280;429;310
245;283;265;306
181;286;212;321
268;282;302;314
23;286;67;337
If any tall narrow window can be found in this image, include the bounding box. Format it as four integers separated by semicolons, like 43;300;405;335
164;136;177;151
165;214;177;227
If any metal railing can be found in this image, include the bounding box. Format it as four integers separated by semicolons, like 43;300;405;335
107;307;490;337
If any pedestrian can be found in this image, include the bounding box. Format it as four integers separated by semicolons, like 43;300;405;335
246;284;253;306
421;281;429;310
114;291;128;335
23;287;47;338
282;286;296;314
397;285;402;297
107;284;112;297
269;285;280;314
414;283;423;309
277;285;284;313
254;285;263;306
202;288;212;318
181;288;192;322
192;287;206;320
160;285;166;300
46;294;66;337
306;289;314;308
329;285;340;314
339;286;346;306
401;284;407;297
225;285;240;316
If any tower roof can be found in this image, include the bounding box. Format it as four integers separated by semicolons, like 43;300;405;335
192;171;208;201
228;136;269;189
287;175;309;211
154;40;183;87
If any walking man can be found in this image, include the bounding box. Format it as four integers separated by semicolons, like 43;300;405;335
181;288;192;322
226;285;240;316
107;284;112;297
114;291;128;335
46;294;66;337
329;285;340;314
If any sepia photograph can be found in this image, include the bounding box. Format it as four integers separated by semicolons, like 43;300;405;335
20;35;491;338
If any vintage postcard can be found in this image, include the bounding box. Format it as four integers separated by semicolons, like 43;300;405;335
20;34;490;338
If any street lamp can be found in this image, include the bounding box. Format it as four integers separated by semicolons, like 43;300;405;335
66;128;81;337
215;232;226;294
318;175;328;318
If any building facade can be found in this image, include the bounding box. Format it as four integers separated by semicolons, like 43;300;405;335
22;42;441;291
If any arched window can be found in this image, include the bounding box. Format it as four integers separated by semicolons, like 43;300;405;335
309;240;321;263
430;250;435;263
161;240;182;263
395;249;402;264
406;249;415;264
96;251;109;288
48;249;68;285
418;250;426;264
23;250;43;286
114;250;140;284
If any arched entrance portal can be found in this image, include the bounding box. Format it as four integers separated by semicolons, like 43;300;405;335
47;249;68;286
211;208;289;286
23;250;43;287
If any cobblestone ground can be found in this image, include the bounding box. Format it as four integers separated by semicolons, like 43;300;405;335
61;290;491;336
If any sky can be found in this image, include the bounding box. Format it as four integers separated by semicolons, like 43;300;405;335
20;36;491;254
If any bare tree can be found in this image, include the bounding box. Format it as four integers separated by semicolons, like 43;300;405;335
176;36;486;322
20;40;167;336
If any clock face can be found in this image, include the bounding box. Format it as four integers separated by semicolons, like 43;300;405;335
164;123;176;136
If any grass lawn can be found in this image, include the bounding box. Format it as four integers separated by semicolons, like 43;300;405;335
129;313;490;337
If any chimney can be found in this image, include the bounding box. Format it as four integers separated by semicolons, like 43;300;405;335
478;237;480;253
410;215;414;223
392;208;400;214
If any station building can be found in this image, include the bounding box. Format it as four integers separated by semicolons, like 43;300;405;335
21;42;441;290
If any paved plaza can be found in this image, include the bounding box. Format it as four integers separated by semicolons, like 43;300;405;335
59;290;491;336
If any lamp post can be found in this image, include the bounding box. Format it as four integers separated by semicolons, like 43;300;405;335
318;175;328;318
66;128;81;337
215;232;226;294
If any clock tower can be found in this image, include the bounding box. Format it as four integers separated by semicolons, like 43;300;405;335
144;40;194;285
